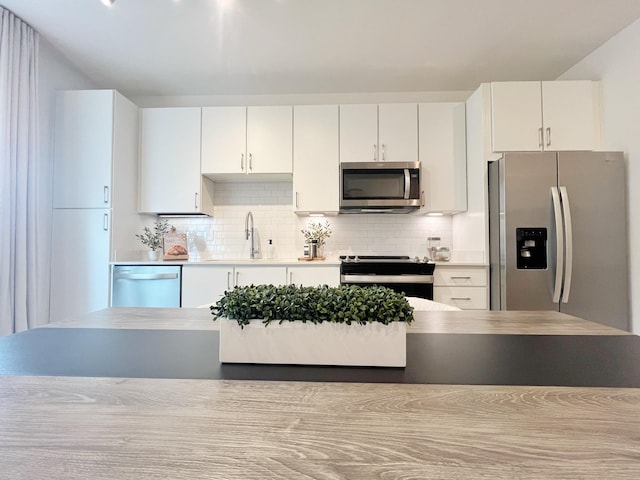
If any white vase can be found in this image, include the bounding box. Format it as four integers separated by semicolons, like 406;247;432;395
147;250;159;261
219;318;407;367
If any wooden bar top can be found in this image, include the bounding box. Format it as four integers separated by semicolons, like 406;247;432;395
42;307;631;335
1;307;638;479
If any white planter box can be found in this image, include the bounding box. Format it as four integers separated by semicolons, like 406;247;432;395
219;319;407;367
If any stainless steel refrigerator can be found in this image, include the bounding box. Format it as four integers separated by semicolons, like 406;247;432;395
488;151;629;331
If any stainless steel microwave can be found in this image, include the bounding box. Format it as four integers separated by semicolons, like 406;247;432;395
340;161;421;213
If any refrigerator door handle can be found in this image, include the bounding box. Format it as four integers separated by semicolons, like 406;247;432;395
551;187;564;303
559;186;573;303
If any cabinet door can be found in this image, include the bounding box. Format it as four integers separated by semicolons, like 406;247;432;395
50;209;111;323
287;266;340;287
246;106;293;174
181;265;233;307
419;102;467;213
293;105;339;213
201;106;247;174
378;103;418;162
53;90;114;208
541;81;598;151
339;104;378;163
139;107;202;213
234;266;287;287
490;82;542;152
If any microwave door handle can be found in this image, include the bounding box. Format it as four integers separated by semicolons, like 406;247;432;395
551;186;564;303
404;169;410;199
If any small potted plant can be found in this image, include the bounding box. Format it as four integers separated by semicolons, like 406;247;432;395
301;220;332;258
136;219;172;260
211;284;413;367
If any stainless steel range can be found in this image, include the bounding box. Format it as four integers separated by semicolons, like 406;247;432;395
339;255;435;300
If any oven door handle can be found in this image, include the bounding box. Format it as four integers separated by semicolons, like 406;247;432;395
341;274;434;284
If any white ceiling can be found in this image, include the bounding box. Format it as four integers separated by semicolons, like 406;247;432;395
3;0;640;97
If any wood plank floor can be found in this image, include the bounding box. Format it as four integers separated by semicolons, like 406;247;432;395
1;375;639;479
41;307;631;335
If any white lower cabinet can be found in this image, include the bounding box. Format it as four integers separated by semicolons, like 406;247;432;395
234;266;288;287
181;265;233;307
181;264;339;307
433;266;488;310
287;266;340;287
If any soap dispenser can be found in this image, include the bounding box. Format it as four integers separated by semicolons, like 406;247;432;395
266;239;276;259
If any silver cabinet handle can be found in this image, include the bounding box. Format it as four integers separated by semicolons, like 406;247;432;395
421;190;425;208
373;144;377;161
538;127;543;148
103;185;109;204
546;127;551;147
194;192;198;209
241;153;245;171
103;213;109;231
451;297;472;301
450;276;472;280
249;153;253;171
227;271;231;289
235;271;239;285
551;186;564;303
381;144;386;161
559;186;573;303
295;192;299;208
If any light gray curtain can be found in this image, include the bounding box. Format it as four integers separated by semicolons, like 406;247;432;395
0;7;39;335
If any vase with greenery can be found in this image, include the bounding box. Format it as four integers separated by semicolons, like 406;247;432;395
301;220;332;256
136;219;172;259
211;284;414;328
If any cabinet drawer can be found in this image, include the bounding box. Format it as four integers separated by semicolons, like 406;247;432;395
434;268;487;286
434;286;487;310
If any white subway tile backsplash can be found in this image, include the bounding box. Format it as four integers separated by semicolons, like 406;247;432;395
164;182;452;261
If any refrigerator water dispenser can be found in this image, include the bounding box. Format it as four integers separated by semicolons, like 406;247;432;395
516;228;547;269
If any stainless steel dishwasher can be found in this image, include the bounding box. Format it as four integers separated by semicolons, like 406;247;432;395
111;265;182;307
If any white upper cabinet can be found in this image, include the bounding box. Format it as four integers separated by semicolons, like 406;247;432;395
339;104;378;163
53;90;115;208
490;80;600;152
339;103;418;163
247;106;293;174
540;81;599;151
201;106;247;175
418;102;467;214
139;107;214;215
293;105;339;214
378;103;419;162
201;105;293;179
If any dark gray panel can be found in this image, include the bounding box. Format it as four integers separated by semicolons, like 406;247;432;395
1;328;639;387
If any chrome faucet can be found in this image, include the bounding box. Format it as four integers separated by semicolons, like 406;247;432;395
245;211;257;259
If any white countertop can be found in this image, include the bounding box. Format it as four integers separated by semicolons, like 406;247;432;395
111;258;342;266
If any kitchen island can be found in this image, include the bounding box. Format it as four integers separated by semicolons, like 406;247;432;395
1;308;639;479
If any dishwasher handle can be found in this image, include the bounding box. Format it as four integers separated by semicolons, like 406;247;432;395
113;273;179;280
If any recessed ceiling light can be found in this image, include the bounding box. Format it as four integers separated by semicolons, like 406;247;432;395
101;0;116;6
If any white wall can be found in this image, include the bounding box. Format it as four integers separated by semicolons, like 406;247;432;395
559;18;640;333
37;38;96;326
